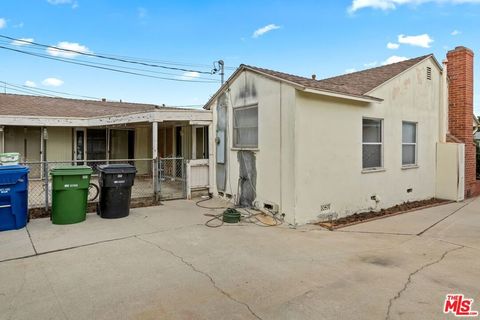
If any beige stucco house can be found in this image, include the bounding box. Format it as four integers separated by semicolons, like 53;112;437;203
205;47;476;225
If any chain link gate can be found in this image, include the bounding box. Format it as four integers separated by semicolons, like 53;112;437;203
158;157;187;200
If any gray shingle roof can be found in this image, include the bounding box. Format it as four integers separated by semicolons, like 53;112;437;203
241;54;433;98
0;94;185;118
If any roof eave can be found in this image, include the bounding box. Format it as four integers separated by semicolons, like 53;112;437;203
303;88;383;103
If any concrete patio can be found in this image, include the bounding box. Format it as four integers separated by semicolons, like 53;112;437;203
0;198;479;319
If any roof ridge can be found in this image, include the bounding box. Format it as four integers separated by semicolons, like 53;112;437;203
318;54;433;83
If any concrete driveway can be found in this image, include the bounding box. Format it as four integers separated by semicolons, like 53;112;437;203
0;198;479;320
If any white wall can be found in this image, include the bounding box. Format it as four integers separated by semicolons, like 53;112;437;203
294;58;442;224
209;70;297;221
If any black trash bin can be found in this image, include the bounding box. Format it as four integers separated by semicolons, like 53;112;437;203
97;164;137;219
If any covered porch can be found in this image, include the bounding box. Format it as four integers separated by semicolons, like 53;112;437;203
0;106;213;210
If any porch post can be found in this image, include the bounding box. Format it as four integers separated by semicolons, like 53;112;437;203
208;123;215;194
106;128;110;163
191;126;197;160
152;121;159;200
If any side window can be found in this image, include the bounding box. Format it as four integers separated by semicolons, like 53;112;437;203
402;121;417;166
233;104;258;148
362;118;383;169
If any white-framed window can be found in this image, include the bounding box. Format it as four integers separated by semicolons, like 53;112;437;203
233;104;258;148
402;121;417;166
362;118;383;169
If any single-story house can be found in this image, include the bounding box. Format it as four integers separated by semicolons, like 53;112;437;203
0;95;214;200
205;46;476;225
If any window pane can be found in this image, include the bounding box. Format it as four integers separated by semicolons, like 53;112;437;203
363;144;381;168
234;107;258;128
234;128;258;147
402;145;416;165
363;119;382;143
233;105;258;148
402;122;416;143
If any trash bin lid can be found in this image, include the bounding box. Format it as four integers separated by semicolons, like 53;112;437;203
0;165;29;185
98;164;137;174
50;165;93;176
0;164;29;172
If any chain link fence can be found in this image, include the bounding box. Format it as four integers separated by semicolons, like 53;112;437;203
20;159;159;217
159;157;186;200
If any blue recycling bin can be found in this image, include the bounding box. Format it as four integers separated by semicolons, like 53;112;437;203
0;165;29;231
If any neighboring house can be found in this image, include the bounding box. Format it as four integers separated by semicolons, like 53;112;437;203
0;95;213;193
205;46;475;225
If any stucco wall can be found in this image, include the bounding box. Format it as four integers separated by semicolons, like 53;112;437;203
46;127;72;161
135;126;152;174
294;58;442;224
209;70;296;220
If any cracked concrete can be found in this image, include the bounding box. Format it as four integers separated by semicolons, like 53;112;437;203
0;198;479;319
136;235;263;320
384;246;464;320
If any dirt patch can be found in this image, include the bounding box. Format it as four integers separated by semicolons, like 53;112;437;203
317;198;450;230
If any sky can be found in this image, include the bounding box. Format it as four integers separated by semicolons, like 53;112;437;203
0;0;479;111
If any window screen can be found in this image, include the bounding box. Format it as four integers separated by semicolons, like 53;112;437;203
362;118;383;169
402;121;417;166
233;105;258;148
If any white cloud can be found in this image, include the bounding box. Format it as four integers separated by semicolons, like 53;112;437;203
252;24;281;38
42;78;64;87
398;34;433;48
348;0;480;13
451;30;461;35
387;42;400;49
382;55;408;65
364;61;378;68
47;0;78;9
0;18;6;29
345;68;357;73
179;71;200;80
13;22;24;28
24;80;37;88
11;38;34;46
46;41;91;58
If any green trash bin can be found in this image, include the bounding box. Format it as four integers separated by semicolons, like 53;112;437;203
50;166;93;225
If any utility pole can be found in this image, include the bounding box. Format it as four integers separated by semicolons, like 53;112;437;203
213;60;225;85
218;60;224;85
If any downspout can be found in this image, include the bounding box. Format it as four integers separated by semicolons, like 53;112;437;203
440;59;449;142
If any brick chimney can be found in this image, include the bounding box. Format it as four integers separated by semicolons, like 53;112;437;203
447;46;475;197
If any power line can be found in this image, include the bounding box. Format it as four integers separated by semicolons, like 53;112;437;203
0;41;220;80
0;45;221;83
5;81;101;100
3;83;58;97
0;35;215;75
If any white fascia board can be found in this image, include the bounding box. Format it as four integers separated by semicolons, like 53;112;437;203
0;109;212;127
302;88;382;103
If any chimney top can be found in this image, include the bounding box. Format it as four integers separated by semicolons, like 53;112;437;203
311;74;316;80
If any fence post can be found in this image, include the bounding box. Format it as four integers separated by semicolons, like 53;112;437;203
44;160;49;214
153;158;160;202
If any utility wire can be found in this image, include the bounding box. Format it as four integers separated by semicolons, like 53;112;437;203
3;83;58;97
3;81;100;100
0;40;221;80
0;35;215;74
0;45;220;83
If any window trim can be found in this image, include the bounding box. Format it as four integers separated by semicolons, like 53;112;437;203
362;117;384;171
402;121;418;167
232;103;258;149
